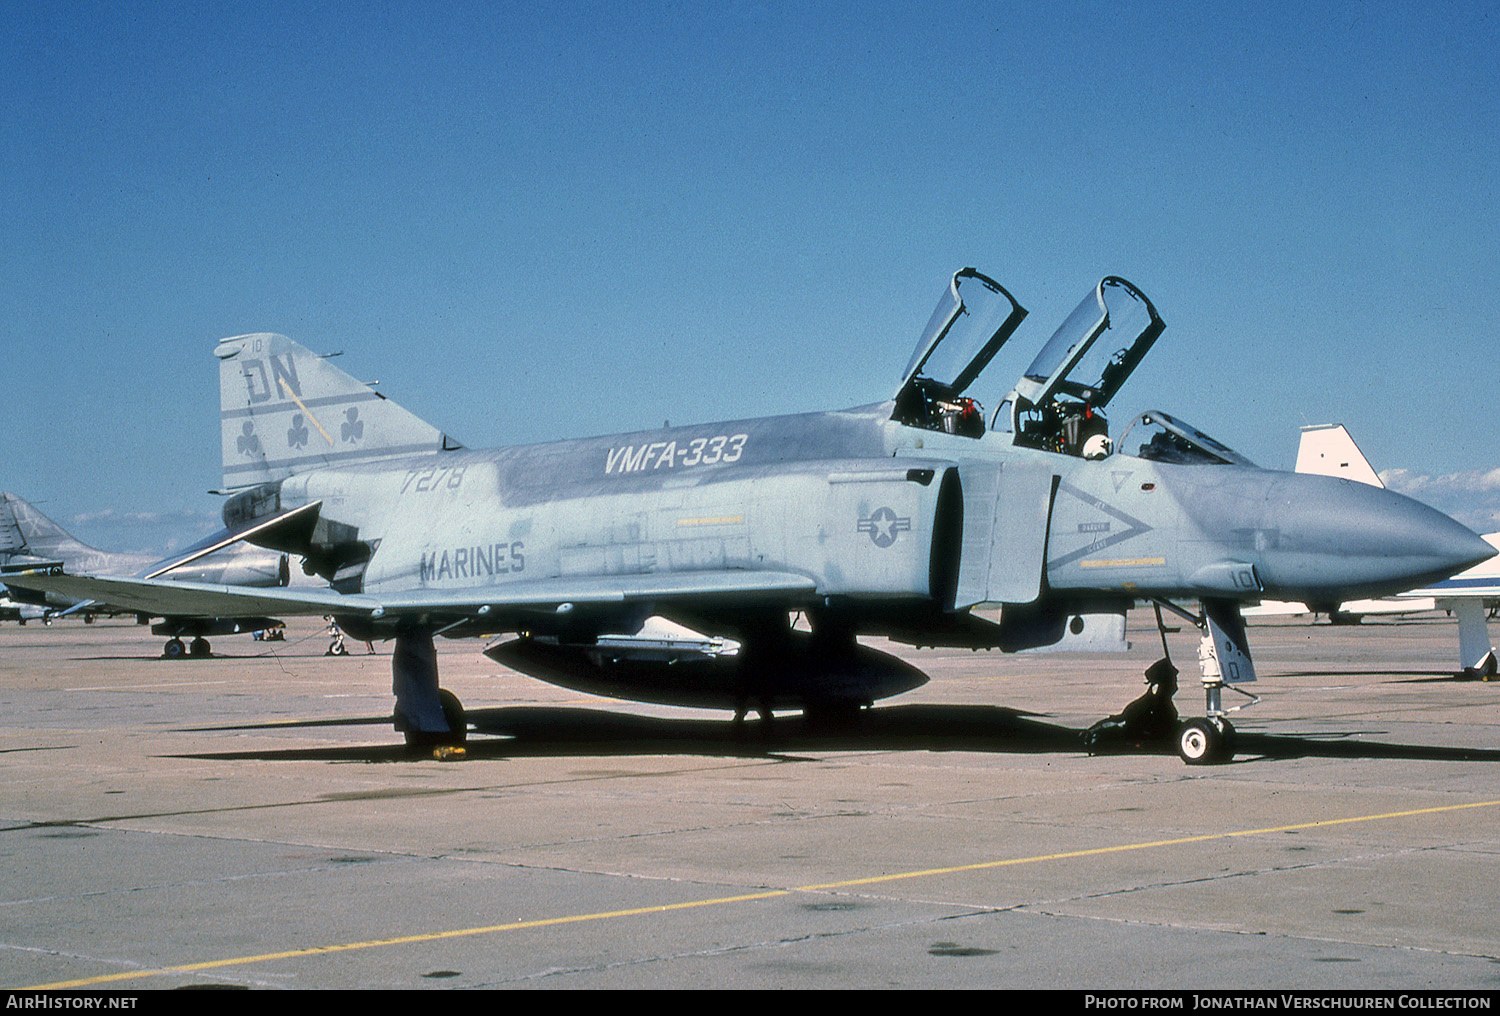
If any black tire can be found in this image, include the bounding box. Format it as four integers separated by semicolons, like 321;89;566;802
163;639;187;660
1216;718;1237;759
438;689;467;744
402;690;467;749
1177;718;1222;765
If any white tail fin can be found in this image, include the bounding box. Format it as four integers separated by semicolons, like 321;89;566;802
1294;424;1384;488
216;333;461;490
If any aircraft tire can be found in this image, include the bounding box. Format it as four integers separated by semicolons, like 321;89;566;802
439;690;467;744
401;690;467;750
1216;718;1237;759
1177;718;1228;765
163;639;187;660
190;638;211;658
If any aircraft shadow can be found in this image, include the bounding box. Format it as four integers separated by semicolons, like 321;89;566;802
172;703;1500;766
1276;668;1493;684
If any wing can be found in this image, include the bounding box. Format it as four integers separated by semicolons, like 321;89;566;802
0;567;819;633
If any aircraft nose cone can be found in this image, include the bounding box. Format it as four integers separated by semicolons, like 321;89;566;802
1260;474;1495;600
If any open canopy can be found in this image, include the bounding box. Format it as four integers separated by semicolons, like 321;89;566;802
1000;277;1164;455
1010;276;1162;417
892;268;1027;437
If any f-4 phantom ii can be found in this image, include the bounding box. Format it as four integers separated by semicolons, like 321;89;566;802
7;269;1493;763
0;490;290;656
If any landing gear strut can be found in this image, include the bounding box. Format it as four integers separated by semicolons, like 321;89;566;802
392;630;467;755
1087;600;1257;765
1178;599;1259;764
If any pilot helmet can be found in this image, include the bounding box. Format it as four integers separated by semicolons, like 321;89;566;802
1082;433;1113;460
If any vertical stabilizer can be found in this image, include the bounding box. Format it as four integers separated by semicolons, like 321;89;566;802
0;491;132;575
1295;424;1384;488
216;333;462;490
0;492;101;560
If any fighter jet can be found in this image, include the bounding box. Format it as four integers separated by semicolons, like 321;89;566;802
6;269;1493;763
0;490;289;656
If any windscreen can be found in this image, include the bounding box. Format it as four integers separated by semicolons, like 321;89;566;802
1117;412;1256;467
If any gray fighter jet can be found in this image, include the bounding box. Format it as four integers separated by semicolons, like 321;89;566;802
0;490;289;656
7;269;1493;762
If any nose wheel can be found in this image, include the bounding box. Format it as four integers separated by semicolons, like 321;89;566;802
1177;716;1236;765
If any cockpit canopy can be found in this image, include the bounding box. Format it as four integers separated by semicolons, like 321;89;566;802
1117;411;1256;467
893;268;1027;438
892;269;1176;458
1004;277;1163;452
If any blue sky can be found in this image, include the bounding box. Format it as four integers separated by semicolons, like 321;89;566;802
4;1;1497;554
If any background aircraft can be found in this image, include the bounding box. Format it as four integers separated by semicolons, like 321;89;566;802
6;270;1492;763
0;594;48;625
0;491;289;656
1246;425;1499;677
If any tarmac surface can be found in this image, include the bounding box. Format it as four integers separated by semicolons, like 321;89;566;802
1;610;1498;990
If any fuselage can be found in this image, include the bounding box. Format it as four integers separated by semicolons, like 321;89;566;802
263;400;1493;633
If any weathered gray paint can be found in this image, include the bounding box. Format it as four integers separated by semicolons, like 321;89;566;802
9;271;1495;741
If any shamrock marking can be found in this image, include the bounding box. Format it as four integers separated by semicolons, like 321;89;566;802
341;408;364;443
236;421;262;457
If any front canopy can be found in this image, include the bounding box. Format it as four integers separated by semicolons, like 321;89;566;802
893;268;1027;436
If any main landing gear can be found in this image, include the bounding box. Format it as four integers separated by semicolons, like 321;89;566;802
391;630;468;758
162;637;212;659
1085;599;1257;765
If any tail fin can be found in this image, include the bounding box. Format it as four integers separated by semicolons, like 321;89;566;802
1294;424;1384;488
216;333;462;490
0;491;102;560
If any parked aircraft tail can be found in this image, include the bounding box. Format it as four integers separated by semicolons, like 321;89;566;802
0;491;109;566
216;333;462;490
1294;424;1384;488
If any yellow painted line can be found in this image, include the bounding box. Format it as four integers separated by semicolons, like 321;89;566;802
64;681;234;692
1079;557;1166;568
28;798;1500;990
28;891;792;990
675;515;745;527
278;377;334;446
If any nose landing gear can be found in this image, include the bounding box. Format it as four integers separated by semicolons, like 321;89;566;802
1087;600;1258;765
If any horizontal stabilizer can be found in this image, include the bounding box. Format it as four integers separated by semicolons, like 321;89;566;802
142;501;322;579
